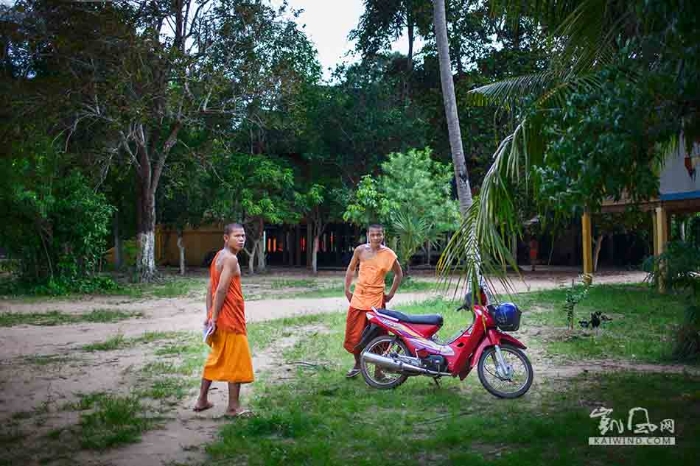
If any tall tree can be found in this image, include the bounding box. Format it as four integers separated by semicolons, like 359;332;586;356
2;0;319;281
432;0;473;215
439;0;700;293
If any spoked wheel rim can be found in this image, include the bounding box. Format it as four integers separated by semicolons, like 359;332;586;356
479;345;533;398
360;336;410;389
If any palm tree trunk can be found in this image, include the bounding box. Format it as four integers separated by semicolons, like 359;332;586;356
432;0;473;216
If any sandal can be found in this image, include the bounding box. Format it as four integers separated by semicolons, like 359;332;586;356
345;368;361;378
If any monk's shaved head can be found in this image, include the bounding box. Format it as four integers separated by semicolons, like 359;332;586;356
224;223;244;235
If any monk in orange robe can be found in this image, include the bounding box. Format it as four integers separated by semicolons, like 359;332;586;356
343;223;403;377
193;223;254;416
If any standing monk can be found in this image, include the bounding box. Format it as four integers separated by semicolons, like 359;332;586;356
343;224;403;378
193;223;254;417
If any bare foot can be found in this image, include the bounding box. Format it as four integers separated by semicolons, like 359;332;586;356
224;408;253;418
193;401;214;412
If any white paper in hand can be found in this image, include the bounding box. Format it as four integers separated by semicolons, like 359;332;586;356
202;323;214;344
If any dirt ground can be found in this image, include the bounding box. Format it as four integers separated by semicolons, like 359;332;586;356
0;268;658;465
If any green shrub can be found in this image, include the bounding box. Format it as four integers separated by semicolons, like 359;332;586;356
0;138;114;293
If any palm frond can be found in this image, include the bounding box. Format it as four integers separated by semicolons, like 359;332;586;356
467;72;556;108
438;121;530;301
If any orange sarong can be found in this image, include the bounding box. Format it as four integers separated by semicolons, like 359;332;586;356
203;330;254;383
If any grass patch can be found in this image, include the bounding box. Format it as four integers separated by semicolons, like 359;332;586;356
78;394;157;450
514;284;689;362
106;276;208;299
80;330;186;352
82;334;127;352
0;309;141;327
132;330;183;343
268;278;320;289
24;354;73;366
61;392;111;411
141;377;195;400
207;303;700;465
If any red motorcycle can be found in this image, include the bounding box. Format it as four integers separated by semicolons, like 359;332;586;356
357;292;533;398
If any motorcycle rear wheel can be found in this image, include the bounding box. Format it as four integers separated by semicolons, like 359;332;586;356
477;343;533;398
360;335;411;390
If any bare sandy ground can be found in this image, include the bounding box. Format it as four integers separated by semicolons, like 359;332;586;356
0;269;657;465
0;270;647;360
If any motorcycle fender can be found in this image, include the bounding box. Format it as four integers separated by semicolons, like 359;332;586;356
467;331;527;371
499;333;527;350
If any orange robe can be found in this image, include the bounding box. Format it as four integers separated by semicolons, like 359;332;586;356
202;251;254;383
344;247;397;354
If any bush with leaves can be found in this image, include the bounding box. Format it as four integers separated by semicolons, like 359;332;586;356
645;241;700;360
344;148;459;270
562;280;590;331
0;139;115;294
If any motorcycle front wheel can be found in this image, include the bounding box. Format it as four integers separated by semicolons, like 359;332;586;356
477;343;533;398
360;335;411;390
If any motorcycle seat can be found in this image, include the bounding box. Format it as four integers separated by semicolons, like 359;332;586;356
376;308;443;326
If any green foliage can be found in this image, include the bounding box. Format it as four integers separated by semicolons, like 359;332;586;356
645;241;700;361
644;242;700;295
0;138;114;291
345;148;459;266
535;66;668;214
207;150;300;227
562;281;590;330
343;175;392;227
391;211;432;270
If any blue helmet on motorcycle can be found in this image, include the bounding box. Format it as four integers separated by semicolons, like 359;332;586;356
494;302;521;331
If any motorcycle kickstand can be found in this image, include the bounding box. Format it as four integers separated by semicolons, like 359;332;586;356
432;377;441;388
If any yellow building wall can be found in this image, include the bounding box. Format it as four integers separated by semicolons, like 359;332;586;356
104;225;227;267
156;225;226;267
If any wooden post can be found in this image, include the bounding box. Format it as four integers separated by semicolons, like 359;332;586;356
582;211;593;285
652;210;659;256
655;206;669;293
295;225;301;266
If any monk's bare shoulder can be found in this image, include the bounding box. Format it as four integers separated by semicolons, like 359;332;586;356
354;244;371;260
223;253;239;268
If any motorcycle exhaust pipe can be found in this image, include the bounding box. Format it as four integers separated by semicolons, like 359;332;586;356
362;352;450;376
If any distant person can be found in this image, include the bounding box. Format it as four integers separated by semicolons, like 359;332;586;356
343;224;403;378
193;223;253;417
529;236;539;272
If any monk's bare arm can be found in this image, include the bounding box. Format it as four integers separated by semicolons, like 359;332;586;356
384;259;403;302
212;256;238;324
204;279;213;324
206;279;213;311
344;247;361;302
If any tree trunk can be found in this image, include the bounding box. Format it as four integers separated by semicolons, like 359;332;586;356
425;240;432;265
286;230;293;266
312;236;319;275
680;219;687;242
255;237;266;273
593;234;604;272
113;211;122;270
136;176;157;281
306;225;313;270
177;231;185;275
433;0;473;216
243;242;257;275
